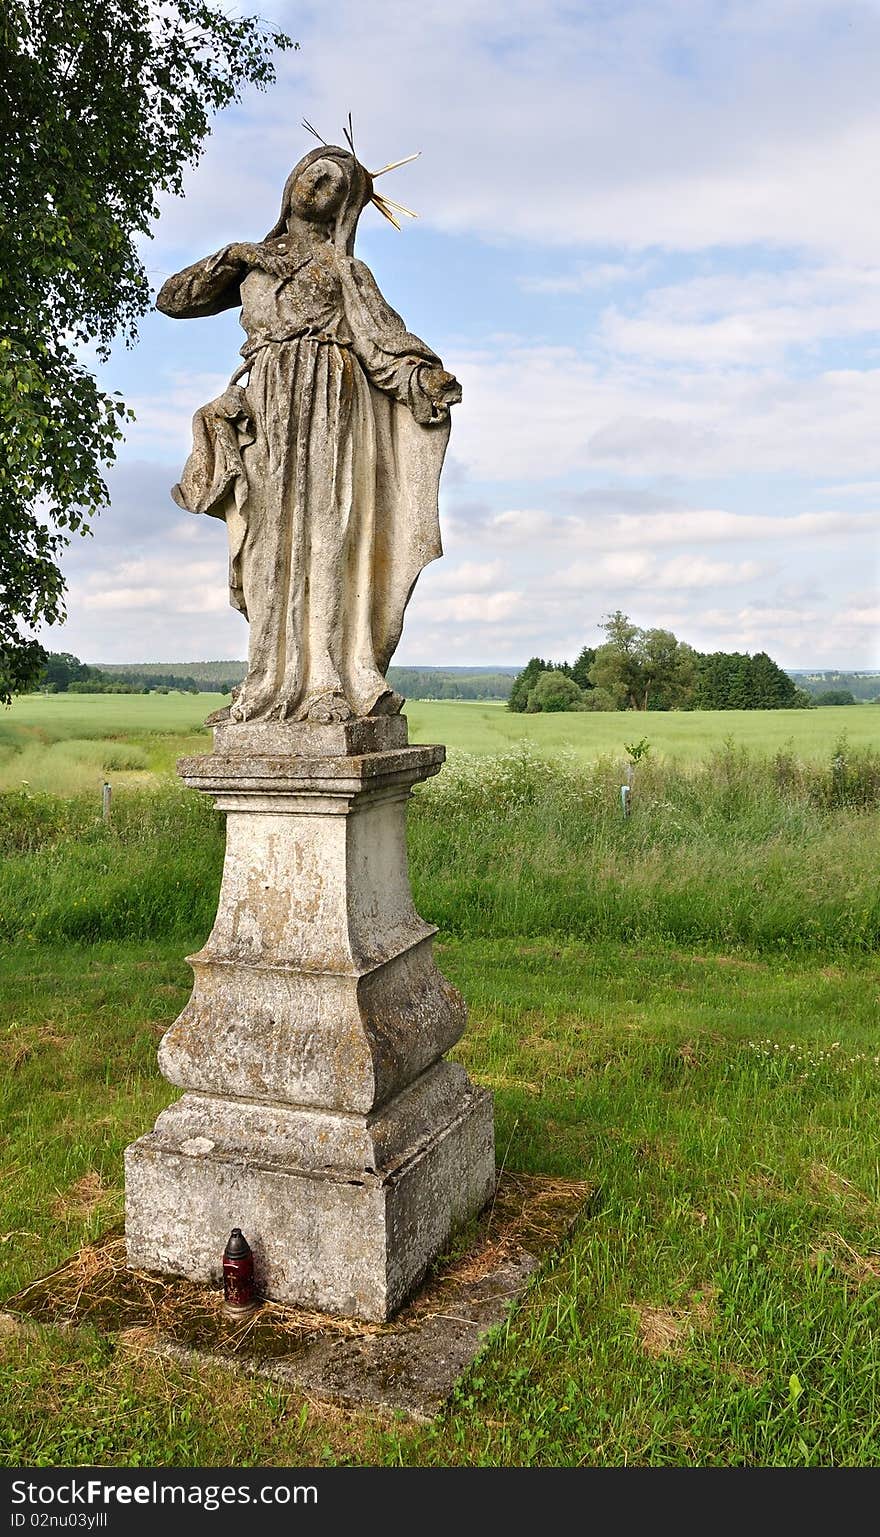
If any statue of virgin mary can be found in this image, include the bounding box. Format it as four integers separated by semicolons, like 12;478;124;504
157;141;461;724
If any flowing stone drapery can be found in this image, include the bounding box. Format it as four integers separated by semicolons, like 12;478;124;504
157;146;460;726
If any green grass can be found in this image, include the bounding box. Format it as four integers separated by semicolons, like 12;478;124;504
2;937;880;1465
407;699;880;763
1;723;879;1465
1;690;225;743
2;746;877;955
2;694;878;798
0;692;218;793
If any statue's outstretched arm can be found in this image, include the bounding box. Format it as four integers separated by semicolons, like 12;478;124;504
345;258;461;423
156;245;254;319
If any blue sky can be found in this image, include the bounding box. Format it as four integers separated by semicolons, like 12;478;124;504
48;0;880;668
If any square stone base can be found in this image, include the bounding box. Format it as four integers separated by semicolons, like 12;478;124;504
125;1087;494;1321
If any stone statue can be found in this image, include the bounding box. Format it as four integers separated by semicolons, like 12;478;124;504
126;136;493;1322
157;142;461;725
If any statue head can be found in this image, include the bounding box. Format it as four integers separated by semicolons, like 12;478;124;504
266;147;373;254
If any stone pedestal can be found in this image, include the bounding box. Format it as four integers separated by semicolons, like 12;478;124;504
124;717;495;1321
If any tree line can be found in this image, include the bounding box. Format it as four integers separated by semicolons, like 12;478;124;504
33;653;203;695
509;613;814;713
27;655;519;701
97;661;517;700
791;672;880;704
28;643;868;712
387;667;515;700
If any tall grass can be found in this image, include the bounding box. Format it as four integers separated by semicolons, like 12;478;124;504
0;737;151;795
0;785;224;943
405;699;880;764
409;744;880;954
4;692;880;774
1;741;878;954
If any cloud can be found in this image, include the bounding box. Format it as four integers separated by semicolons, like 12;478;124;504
520;261;652;295
416;590;523;623
427;560;505;592
123;372;228;459
82;586;166;612
836;603;880;627
677;597;880;667
556;554;770;590
39;460;246;663
813;480;880;499
589;416;719;465
450;342;880;480
80;556;231;616
599;265;880;367
149;0;880;264
483;504;874;550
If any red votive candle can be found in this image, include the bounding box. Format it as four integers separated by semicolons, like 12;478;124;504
222;1228;258;1317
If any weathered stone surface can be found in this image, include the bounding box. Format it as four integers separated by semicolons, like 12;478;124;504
146;1060;477;1173
125;738;495;1319
125;1081;494;1321
212;714;409;758
159;940;465;1112
177;741;445;801
156;142;461;727
182;774;431;972
158;744;464;1112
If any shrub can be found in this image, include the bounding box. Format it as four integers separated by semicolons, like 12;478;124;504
582;686;616;711
525;672;585;713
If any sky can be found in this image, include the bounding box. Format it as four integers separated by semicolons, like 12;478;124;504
46;0;880;670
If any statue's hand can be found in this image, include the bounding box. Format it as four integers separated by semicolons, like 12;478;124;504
222;238;303;278
419;365;462;415
221;242;265;269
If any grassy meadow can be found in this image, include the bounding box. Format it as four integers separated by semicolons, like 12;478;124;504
410;698;880;763
2;691;880;793
2;692;880;1465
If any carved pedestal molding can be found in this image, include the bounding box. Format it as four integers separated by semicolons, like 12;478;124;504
124;718;495;1321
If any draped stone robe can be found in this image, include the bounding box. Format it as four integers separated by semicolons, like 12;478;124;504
161;244;451;723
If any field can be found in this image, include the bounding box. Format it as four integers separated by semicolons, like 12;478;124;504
411;699;880;763
2;692;879;795
2;695;880;1465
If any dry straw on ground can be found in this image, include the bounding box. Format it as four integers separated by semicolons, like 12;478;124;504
4;1172;593;1359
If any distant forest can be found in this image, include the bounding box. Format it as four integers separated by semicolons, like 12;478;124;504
787;671;880;703
24;653;880;708
508;614;879;713
37;657;519;700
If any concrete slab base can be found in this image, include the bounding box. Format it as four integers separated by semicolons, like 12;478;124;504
4;1172;593;1421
